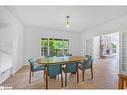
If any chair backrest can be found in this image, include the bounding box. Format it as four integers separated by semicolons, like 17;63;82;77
84;55;93;69
85;55;92;60
65;54;72;56
45;55;53;58
47;64;61;76
55;54;64;57
28;58;35;70
66;63;77;73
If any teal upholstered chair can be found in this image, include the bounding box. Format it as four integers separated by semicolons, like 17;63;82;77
44;55;63;88
63;63;78;86
45;55;53;58
56;54;72;57
78;55;93;81
46;64;63;89
28;58;45;83
55;54;64;57
65;54;72;56
62;54;78;86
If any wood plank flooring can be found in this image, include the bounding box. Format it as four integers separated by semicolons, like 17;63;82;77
0;57;119;89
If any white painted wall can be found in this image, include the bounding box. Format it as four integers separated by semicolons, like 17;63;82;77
0;7;24;75
23;26;81;64
93;36;100;58
0;27;13;72
81;14;127;55
85;38;94;56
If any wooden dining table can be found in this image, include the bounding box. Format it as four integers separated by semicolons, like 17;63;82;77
36;56;87;89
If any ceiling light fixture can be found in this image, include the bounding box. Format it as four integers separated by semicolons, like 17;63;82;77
66;16;70;28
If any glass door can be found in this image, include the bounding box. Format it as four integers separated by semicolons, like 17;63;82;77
119;32;127;75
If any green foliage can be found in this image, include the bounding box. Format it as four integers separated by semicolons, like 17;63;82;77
63;41;69;48
49;39;68;49
41;39;48;46
41;38;69;56
111;43;116;48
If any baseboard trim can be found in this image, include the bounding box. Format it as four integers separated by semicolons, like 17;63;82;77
12;64;23;75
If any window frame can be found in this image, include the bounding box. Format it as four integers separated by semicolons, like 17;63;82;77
40;38;69;56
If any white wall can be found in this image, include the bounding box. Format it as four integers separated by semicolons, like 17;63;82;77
81;14;127;55
0;27;13;72
93;36;100;58
85;38;94;56
23;26;81;64
0;7;24;74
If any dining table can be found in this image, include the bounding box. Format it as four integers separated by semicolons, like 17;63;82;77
36;56;87;89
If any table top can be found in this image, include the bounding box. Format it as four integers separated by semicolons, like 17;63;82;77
36;56;87;65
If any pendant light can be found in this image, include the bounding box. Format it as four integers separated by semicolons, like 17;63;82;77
66;16;70;28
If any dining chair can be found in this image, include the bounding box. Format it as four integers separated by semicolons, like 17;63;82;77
28;58;46;84
45;55;54;58
78;55;93;81
46;64;63;89
62;62;78;86
55;54;64;57
62;54;79;86
45;55;62;78
55;54;72;80
56;54;72;57
65;54;72;56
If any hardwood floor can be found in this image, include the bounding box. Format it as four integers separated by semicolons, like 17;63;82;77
0;57;119;89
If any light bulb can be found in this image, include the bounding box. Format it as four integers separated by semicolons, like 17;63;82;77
66;16;70;28
66;24;70;28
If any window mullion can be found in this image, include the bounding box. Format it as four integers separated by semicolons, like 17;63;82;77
63;39;64;56
48;38;49;56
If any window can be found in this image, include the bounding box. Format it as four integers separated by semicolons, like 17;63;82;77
41;38;69;56
41;38;48;56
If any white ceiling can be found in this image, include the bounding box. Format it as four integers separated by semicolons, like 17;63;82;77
6;6;127;32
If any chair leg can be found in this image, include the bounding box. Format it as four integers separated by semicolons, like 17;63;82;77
32;72;34;77
84;69;86;81
65;63;68;86
76;63;79;83
29;71;31;84
118;77;124;89
65;73;67;86
60;64;63;87
125;80;127;88
44;70;46;80
82;69;85;81
58;74;59;79
61;73;63;87
91;66;93;79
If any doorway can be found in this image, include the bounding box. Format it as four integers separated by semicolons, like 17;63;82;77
85;32;119;88
92;32;119;71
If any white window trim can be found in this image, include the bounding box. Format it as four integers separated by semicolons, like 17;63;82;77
40;38;69;56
